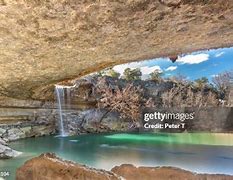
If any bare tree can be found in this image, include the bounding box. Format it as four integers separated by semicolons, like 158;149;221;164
212;70;233;93
169;73;188;84
96;80;143;122
212;70;233;106
161;84;219;108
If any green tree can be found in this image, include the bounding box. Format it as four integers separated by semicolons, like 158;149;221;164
123;68;142;81
194;77;209;89
106;68;120;78
150;69;163;82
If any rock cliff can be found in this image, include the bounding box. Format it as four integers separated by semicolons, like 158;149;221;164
1;0;233;99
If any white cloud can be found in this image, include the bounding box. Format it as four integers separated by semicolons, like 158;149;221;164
113;62;143;75
113;63;162;80
165;66;177;71
215;52;225;57
140;66;162;80
140;66;162;74
211;74;218;78
176;54;209;64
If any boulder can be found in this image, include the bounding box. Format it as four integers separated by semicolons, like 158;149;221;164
16;154;233;180
0;137;7;146
81;109;132;133
111;164;233;180
0;141;21;159
6;128;25;141
0;128;6;136
16;153;121;180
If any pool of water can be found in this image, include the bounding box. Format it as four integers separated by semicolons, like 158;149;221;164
1;133;233;180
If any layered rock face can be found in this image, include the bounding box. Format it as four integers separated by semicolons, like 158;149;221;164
16;154;233;180
0;97;56;158
1;0;233;99
0;97;56;141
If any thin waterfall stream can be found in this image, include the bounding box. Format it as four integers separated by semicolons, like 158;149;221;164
55;85;66;136
55;85;74;136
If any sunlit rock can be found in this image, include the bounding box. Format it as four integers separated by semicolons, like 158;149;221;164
16;153;121;180
112;164;233;180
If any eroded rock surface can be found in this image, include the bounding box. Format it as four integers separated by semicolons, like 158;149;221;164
16;153;121;180
1;0;233;99
16;154;233;180
112;164;233;180
0;137;21;159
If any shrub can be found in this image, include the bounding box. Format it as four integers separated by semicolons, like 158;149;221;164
123;68;142;81
194;77;209;89
149;70;163;82
105;68;120;78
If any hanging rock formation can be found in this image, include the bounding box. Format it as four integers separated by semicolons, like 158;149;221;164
0;0;233;99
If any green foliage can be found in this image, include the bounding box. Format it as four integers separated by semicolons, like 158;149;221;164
97;71;104;76
97;68;120;78
123;68;142;81
194;77;209;89
149;69;163;82
106;68;120;78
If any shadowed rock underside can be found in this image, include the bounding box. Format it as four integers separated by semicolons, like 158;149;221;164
1;0;233;99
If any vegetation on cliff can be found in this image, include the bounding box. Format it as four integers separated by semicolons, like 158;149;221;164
92;68;233;122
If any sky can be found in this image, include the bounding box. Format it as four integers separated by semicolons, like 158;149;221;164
112;47;233;82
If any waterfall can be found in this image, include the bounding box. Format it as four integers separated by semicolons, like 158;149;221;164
55;84;75;136
55;85;66;136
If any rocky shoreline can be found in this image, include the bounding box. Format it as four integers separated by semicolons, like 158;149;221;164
16;153;233;180
0;137;21;159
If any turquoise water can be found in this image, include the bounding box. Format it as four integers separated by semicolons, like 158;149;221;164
1;133;233;180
